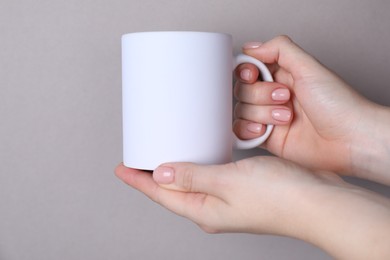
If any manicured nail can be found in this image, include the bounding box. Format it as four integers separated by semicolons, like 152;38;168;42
272;88;290;101
247;122;263;134
272;109;292;122
240;69;251;81
153;166;174;184
243;41;263;49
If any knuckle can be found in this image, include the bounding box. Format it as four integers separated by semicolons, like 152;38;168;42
233;119;243;137
149;185;162;204
179;166;195;191
238;82;267;105
198;224;220;234
234;103;242;118
251;83;265;104
233;158;259;175
233;82;239;98
276;35;293;44
245;104;260;121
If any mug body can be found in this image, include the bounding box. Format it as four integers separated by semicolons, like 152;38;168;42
122;31;233;170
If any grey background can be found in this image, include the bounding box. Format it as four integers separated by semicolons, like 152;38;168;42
1;0;389;259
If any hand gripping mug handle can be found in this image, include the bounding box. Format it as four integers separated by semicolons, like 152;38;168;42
232;54;274;149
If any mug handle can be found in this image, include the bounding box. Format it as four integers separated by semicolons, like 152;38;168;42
232;54;274;149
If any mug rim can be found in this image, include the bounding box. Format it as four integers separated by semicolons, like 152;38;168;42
121;31;232;40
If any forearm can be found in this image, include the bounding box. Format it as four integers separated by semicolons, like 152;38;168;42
350;103;390;185
295;179;390;259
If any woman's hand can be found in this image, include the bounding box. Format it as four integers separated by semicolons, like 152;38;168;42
115;158;390;259
116;157;336;235
234;36;390;184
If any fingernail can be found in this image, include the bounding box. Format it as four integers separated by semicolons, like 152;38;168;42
272;88;290;101
240;69;251;81
247;122;263;134
153;166;174;184
243;41;263;49
272;109;292;122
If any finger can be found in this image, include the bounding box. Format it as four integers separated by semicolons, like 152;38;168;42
115;163;226;224
152;162;233;198
242;36;322;77
115;163;158;199
233;119;266;140
235;103;293;124
234;81;290;105
234;63;259;83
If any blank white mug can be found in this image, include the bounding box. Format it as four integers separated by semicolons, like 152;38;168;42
122;31;274;170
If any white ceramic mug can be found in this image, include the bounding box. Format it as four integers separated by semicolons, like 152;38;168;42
122;31;274;170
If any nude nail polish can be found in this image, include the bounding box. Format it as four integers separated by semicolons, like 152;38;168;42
272;109;292;122
243;42;263;49
247;122;263;134
272;88;290;101
153;166;174;184
240;69;251;81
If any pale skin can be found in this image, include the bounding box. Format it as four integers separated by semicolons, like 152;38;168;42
115;36;390;259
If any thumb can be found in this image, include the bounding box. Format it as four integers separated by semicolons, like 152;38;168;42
243;35;323;79
153;162;232;197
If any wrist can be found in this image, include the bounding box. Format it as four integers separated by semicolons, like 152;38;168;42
294;176;390;259
350;103;390;184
